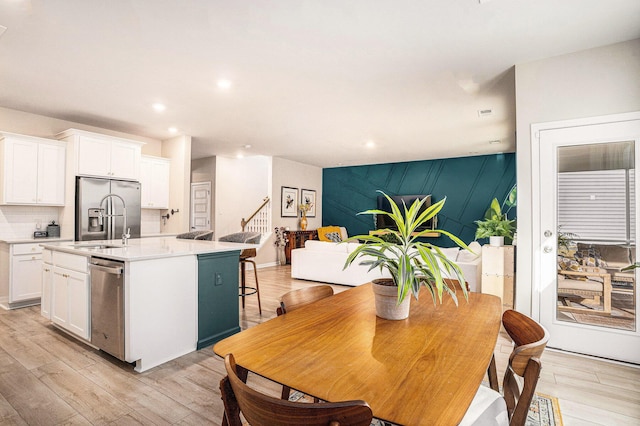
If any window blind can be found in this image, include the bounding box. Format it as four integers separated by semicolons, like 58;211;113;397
558;169;635;244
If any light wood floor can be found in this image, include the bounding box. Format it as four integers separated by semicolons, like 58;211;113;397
0;265;638;425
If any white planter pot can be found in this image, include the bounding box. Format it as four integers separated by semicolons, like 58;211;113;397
489;236;504;247
372;279;411;320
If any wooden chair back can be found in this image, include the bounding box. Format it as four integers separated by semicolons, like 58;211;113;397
276;285;335;316
220;354;373;426
501;310;549;426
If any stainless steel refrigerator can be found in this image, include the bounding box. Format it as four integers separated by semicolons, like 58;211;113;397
75;176;141;241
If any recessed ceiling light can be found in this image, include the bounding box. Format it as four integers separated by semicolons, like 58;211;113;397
217;79;232;90
236;153;244;159
243;144;252;149
152;103;166;112
489;140;501;145
168;127;177;133
365;140;376;148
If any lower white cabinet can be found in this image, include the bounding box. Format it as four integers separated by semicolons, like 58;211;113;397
49;252;90;340
11;251;43;301
41;260;53;319
0;242;46;309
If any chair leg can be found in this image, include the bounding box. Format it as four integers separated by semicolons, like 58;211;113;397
247;259;262;314
239;259;261;315
487;353;499;391
240;260;247;309
281;384;291;400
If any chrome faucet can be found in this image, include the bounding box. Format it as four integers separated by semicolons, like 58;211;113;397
98;193;130;245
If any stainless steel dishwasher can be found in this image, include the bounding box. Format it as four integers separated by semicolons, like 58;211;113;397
89;257;125;361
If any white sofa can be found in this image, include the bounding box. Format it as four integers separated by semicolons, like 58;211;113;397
291;233;483;290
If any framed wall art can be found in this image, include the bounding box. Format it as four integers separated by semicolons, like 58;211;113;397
281;186;298;217
301;189;316;217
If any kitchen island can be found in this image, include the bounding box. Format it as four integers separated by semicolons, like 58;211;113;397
40;237;250;372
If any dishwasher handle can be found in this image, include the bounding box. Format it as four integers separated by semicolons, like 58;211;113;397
90;263;123;275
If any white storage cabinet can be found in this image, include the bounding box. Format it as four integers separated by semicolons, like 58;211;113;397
41;249;53;319
49;251;91;340
0;132;66;205
57;129;143;181
140;155;170;209
0;242;46;309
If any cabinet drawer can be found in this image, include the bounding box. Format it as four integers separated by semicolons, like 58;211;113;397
13;243;44;255
53;252;89;273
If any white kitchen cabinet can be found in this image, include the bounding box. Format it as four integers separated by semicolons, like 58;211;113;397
140;155;170;209
50;252;90;340
0;133;66;205
57;129;143;181
0;242;46;309
41;253;53;319
12;249;43;302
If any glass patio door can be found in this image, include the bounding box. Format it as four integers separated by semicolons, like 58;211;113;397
536;116;640;364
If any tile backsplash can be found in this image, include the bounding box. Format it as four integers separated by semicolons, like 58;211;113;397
0;206;60;239
0;206;164;239
141;209;161;235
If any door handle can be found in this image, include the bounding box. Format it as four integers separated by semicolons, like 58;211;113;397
543;246;553;253
544;230;553;238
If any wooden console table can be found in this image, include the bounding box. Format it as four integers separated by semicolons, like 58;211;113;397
284;229;317;264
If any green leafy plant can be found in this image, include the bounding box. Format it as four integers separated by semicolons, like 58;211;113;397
475;197;515;240
343;191;469;305
557;226;579;254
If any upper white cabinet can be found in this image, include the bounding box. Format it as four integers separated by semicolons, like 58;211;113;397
57;129;143;181
0;133;66;205
140;155;170;209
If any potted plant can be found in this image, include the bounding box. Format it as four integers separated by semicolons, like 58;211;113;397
475;197;515;246
343;191;469;320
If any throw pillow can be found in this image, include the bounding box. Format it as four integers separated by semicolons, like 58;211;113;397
325;232;342;243
318;226;341;242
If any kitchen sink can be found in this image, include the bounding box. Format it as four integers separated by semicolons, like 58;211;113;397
73;244;121;250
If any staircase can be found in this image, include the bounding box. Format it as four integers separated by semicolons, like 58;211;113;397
241;197;272;244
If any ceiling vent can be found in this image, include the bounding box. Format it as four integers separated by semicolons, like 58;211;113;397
478;109;493;117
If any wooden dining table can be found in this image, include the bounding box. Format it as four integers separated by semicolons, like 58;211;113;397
214;283;502;425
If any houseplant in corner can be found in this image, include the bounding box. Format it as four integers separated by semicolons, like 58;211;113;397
343;191;469;320
474;197;515;246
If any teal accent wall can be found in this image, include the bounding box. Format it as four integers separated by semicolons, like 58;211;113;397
322;153;516;246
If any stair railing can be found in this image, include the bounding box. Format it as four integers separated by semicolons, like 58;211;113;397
241;197;271;234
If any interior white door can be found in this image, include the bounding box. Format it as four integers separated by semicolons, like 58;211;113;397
190;182;211;231
534;115;640;363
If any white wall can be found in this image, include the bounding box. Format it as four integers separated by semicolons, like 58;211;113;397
515;38;640;314
269;157;323;265
161;135;192;234
215;155;271;239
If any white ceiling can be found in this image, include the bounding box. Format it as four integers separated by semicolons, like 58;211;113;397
0;0;639;168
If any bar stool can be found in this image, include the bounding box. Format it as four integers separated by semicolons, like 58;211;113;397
218;232;262;314
239;247;261;314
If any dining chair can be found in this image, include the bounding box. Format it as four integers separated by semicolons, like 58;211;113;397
276;284;335;315
218;232;262;314
460;309;549;426
220;353;373;426
276;285;335;400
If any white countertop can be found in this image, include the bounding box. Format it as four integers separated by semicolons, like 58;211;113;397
0;236;73;244
39;237;252;262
